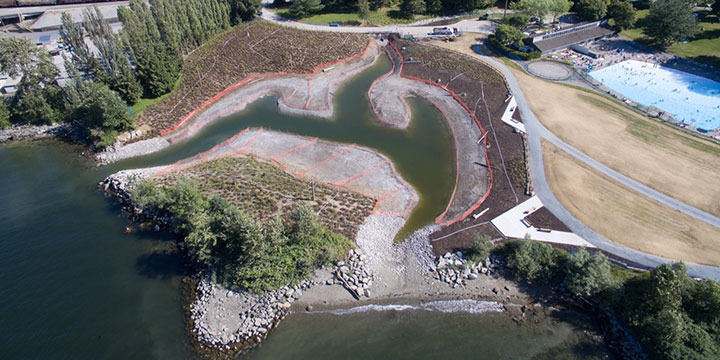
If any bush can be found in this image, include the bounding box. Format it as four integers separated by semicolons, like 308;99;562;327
610;263;720;359
131;179;351;292
0;99;10;129
467;235;493;263
564;248;615;297
487;35;541;60
501;238;567;283
505;13;530;29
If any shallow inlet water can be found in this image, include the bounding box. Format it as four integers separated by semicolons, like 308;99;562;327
0;54;610;359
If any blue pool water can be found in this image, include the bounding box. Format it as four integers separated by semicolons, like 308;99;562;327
590;60;720;131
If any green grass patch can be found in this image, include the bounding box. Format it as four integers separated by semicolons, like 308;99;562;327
130;78;180;119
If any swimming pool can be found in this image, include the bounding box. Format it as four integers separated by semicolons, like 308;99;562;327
590;60;720;131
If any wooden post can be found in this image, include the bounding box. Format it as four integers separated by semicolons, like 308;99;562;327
312;182;315;201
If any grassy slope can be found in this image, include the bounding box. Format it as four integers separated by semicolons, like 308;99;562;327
621;10;720;67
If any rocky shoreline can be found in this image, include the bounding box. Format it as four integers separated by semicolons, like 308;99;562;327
0;123;69;143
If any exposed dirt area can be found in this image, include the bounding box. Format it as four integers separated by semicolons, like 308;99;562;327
156;156;374;240
543;140;720;267
134;21;369;139
507;59;720;218
524;207;571;232
390;38;532;254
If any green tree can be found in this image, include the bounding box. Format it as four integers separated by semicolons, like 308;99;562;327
0;99;10;129
118;0;182;97
608;0;636;30
506;13;531;28
576;0;608;21
400;0;426;19
59;12;95;75
82;6;142;105
369;0;392;10
358;0;371;19
512;0;551;24
495;23;525;47
467;235;493;263
289;0;323;18
645;0;698;46
548;0;572;23
0;37;64;125
504;238;566;282
227;0;263;22
564;248;615;297
64;62;134;148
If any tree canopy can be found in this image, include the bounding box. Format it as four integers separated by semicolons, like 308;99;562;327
644;0;698;46
512;0;571;24
564;248;615;297
0;37;63;125
575;0;608;21
495;24;525;48
289;0;324;18
608;0;636;31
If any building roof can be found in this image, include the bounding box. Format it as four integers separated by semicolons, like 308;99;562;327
533;25;614;53
28;3;121;31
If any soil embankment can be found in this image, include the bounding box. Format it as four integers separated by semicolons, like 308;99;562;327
368;40;492;227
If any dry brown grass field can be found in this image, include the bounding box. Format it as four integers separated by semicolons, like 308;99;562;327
543;140;720;267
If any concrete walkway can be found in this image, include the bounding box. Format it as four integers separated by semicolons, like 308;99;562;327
491;196;596;248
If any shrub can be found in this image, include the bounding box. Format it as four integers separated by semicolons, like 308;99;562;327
564;248;615;297
467;235;493;263
502;238;567;282
487;35;541;60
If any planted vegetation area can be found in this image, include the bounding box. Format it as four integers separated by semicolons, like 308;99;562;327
132;179;351;292
135;21;369;137
492;239;720;359
155;157;375;240
391;39;534;251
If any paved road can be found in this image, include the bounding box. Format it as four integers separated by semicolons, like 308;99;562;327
259;7;720;279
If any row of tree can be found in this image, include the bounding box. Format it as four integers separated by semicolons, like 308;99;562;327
508;0;636;30
0;0;261;147
486;237;720;359
505;0;704;46
287;0;492;20
132;179;352;293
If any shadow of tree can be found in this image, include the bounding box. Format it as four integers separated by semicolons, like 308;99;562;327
692;55;720;68
135;248;187;280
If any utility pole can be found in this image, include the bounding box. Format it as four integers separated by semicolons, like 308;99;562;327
504;0;508;17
